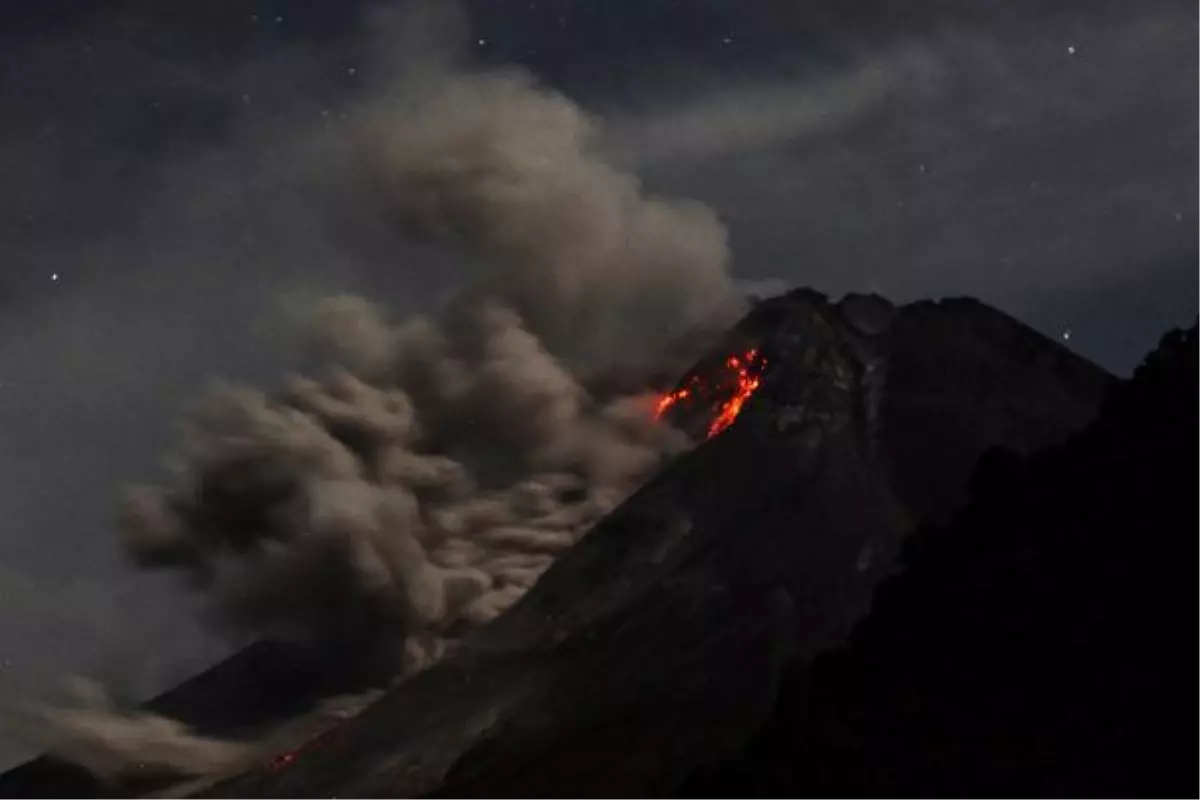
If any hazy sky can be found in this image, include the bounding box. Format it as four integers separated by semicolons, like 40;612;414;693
0;0;1195;767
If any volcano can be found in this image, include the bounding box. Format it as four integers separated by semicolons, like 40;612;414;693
0;288;1114;798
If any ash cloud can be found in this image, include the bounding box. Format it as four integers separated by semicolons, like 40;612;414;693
34;680;252;783
117;60;736;664
45;12;739;778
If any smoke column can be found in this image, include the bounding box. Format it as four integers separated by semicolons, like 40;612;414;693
40;17;743;778
118;62;738;673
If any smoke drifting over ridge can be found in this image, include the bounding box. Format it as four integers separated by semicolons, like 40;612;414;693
41;20;745;776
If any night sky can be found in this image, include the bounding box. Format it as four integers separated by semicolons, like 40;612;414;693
0;0;1195;767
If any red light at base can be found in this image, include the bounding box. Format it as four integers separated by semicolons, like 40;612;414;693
267;751;298;772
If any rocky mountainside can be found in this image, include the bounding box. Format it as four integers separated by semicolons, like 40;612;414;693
178;288;1110;798
681;321;1196;797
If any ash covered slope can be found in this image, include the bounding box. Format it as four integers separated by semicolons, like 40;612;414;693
198;288;1110;798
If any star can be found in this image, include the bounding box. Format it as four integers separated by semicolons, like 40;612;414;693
50;272;59;282
1066;45;1076;55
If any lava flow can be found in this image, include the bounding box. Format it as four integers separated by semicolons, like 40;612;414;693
655;347;767;439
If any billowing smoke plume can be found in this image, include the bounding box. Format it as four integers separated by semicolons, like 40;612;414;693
62;52;740;780
118;296;694;678
118;65;736;668
350;67;738;382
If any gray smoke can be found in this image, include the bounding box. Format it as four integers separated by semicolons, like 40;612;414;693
349;65;740;380
28;679;251;782
46;46;742;780
117;64;736;665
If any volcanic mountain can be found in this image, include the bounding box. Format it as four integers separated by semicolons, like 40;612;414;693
0;288;1113;798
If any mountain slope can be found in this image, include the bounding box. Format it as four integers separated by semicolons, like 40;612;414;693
681;321;1196;797
190;289;1110;798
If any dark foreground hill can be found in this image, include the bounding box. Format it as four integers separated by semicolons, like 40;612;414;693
681;321;1198;798
0;289;1115;798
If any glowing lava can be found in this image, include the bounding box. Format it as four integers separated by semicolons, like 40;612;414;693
705;349;766;438
655;347;767;439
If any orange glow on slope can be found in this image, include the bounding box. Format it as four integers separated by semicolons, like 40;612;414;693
264;726;333;774
267;751;298;772
655;347;767;439
705;349;766;438
654;386;691;417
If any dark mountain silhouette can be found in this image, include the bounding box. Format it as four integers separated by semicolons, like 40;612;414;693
680;321;1197;798
0;289;1118;798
